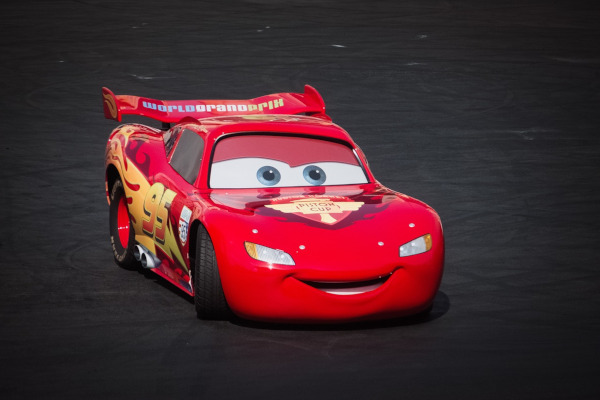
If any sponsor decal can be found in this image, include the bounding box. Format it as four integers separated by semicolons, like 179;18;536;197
265;196;364;225
141;99;284;114
178;206;192;245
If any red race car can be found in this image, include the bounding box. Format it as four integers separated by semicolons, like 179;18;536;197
102;85;444;323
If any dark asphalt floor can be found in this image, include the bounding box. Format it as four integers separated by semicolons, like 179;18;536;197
1;1;599;399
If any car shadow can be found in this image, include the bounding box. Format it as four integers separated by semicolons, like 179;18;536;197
132;265;450;331
229;291;450;331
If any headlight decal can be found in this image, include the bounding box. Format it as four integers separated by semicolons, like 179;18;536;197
399;234;432;257
245;242;295;266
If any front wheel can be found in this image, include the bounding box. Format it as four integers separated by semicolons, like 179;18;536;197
194;225;230;320
109;178;137;269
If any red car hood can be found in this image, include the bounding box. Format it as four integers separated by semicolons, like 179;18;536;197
202;183;442;280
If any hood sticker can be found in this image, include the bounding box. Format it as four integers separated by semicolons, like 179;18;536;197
265;197;364;225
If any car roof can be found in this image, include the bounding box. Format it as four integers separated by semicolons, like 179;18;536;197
180;115;356;145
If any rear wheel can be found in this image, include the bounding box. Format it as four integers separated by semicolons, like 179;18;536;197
109;178;137;269
194;225;229;320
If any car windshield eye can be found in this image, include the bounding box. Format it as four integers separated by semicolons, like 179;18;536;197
256;166;281;186
303;165;326;185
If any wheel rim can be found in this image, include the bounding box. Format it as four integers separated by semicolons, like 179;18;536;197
117;196;130;248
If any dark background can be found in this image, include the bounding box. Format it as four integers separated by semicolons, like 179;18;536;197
1;1;599;399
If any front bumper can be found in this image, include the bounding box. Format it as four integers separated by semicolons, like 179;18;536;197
217;243;444;323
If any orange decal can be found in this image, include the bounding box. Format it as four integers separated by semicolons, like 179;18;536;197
154;189;177;244
142;183;177;243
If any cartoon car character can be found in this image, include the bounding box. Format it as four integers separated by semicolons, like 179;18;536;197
102;85;444;323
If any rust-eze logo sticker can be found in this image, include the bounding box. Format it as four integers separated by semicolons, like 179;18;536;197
265;196;364;225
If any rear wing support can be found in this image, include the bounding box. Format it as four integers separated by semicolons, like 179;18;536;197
102;85;328;123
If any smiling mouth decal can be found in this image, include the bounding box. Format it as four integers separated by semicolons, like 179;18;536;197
298;275;391;295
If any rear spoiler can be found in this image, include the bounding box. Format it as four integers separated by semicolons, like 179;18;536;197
102;85;327;123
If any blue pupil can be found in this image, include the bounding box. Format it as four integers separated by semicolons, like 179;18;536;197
257;166;281;186
303;165;326;185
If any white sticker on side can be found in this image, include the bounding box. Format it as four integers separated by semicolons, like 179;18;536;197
178;206;192;245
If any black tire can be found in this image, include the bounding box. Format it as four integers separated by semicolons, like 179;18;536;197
109;178;137;269
194;225;230;320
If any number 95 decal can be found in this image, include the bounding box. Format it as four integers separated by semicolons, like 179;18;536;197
142;183;177;245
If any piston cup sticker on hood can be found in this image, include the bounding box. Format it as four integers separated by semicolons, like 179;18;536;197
265;196;364;225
